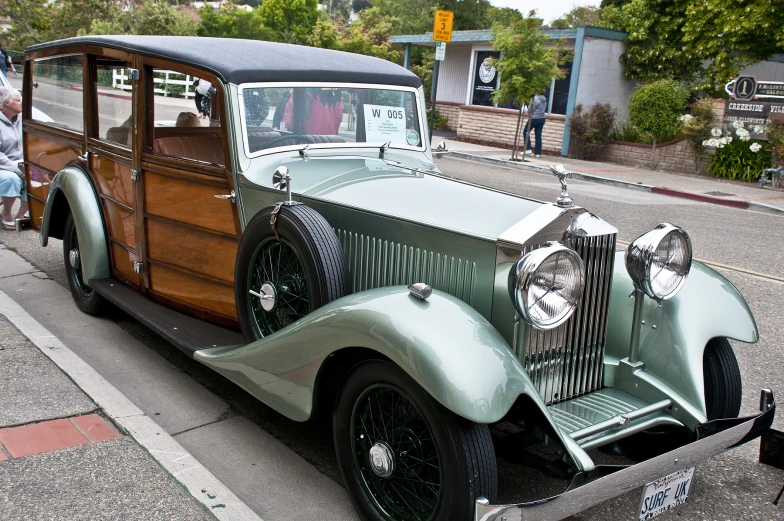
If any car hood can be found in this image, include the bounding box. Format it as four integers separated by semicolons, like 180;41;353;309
294;156;545;240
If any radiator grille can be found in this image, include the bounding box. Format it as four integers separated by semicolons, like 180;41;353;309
335;229;477;304
515;233;617;404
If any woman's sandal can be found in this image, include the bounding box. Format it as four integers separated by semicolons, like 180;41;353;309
2;220;16;231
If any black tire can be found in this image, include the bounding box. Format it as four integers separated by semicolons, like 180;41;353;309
235;204;350;341
703;337;742;420
619;337;742;461
63;213;107;316
333;360;497;521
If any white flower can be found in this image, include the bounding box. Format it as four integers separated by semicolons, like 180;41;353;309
752;124;765;134
732;121;744;130
680;114;694;123
736;128;750;141
702;139;710;146
711;128;723;137
750;142;762;153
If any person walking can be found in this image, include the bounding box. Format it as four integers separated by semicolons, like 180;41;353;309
195;78;212;119
522;89;547;157
0;86;27;229
0;43;16;77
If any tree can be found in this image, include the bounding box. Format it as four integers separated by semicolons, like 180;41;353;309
197;4;277;40
628;79;688;165
0;0;51;48
682;0;784;92
439;0;492;31
491;15;565;160
88;0;197;36
600;0;632;6
47;0;120;41
487;6;523;26
548;6;599;29
258;0;319;44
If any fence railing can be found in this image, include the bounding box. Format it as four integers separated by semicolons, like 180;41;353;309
112;69;197;99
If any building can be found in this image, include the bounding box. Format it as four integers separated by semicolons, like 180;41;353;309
391;26;784;157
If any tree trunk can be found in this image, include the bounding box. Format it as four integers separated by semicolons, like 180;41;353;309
511;104;524;161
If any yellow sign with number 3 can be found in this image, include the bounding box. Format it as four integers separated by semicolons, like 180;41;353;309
433;10;454;43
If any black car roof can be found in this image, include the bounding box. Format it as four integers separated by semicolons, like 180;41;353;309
27;36;422;88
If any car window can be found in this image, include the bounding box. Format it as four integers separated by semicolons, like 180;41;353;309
31;55;84;132
95;58;133;147
240;86;422;154
149;67;224;166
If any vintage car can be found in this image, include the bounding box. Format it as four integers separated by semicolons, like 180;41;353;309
22;36;774;521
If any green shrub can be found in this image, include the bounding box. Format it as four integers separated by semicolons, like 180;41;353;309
680;98;716;174
569;102;617;159
432;108;449;131
628;80;688;146
705;123;772;182
766;113;784;167
609;119;681;145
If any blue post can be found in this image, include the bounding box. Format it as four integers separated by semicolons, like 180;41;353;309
561;26;585;157
403;43;411;70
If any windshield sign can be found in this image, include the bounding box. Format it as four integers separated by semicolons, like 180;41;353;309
240;86;422;154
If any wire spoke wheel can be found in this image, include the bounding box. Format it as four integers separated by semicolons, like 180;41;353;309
351;384;442;521
247;238;310;337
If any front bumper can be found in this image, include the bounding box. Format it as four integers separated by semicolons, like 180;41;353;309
476;390;776;521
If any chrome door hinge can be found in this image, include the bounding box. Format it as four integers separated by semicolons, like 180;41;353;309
133;261;143;274
128;69;140;81
131;169;139;181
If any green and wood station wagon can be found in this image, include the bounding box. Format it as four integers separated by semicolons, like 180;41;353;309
20;36;776;521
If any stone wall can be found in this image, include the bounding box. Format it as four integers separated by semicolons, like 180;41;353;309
428;101;461;132
455;105;566;152
604;138;698;174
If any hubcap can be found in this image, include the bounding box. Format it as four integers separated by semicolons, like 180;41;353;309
247;239;310;337
69;248;80;269
369;442;395;478
68;225;91;296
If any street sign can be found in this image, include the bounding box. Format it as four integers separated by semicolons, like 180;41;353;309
435;42;446;61
433;10;454;43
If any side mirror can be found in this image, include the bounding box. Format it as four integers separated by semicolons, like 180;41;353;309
434;141;448;153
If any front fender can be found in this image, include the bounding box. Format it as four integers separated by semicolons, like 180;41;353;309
197;287;536;424
605;251;758;417
41;167;109;283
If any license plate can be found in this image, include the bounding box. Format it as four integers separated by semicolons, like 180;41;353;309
638;467;695;520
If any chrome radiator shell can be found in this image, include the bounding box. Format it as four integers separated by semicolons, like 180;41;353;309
513;233;617;404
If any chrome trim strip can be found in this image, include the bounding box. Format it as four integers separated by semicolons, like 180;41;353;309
475;396;775;521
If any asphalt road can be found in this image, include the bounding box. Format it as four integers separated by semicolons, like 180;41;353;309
1;155;782;521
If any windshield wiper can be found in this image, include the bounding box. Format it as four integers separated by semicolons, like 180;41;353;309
379;141;391;159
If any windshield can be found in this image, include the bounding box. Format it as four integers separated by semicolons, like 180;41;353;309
239;85;423;154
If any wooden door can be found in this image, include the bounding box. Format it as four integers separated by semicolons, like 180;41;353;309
86;50;142;289
138;59;240;328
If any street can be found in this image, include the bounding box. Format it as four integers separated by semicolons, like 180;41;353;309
1;154;782;520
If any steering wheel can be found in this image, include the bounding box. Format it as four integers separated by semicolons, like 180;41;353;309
260;134;310;150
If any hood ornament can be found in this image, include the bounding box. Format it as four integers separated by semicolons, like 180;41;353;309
549;164;574;207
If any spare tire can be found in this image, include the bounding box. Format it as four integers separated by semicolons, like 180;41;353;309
235;203;350;341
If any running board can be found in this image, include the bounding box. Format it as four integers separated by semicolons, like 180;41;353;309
548;388;684;451
89;278;245;357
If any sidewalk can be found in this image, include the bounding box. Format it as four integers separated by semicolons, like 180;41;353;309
440;138;784;215
0;245;259;520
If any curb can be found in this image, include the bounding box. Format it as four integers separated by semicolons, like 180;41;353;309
447;151;784;216
0;290;262;521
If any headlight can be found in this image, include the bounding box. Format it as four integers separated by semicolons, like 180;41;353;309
509;243;585;330
625;223;692;301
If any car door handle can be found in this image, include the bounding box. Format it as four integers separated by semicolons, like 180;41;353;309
214;190;236;203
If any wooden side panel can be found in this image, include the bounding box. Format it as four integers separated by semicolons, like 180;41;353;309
143;171;235;235
111;242;139;285
25;134;81;229
104;202;136;249
93;156;134;207
148;264;237;320
146;219;236;284
26;134;80;173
